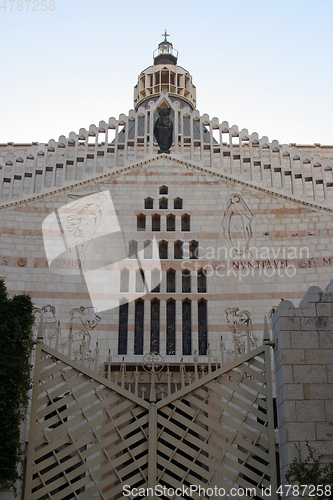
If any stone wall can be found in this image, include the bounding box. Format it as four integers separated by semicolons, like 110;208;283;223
1;157;333;366
272;281;333;486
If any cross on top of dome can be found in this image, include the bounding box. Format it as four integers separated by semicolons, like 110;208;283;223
162;29;170;42
154;31;178;65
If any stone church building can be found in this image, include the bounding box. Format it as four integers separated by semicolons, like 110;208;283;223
1;36;333;499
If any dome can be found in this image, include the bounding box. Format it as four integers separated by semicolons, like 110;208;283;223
134;33;196;110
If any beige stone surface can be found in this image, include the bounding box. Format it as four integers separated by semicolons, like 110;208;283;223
285;422;316;441
293;365;327;384
290;331;319;349
274;285;333;490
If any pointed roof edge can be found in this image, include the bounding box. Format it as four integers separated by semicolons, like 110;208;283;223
1;153;333;213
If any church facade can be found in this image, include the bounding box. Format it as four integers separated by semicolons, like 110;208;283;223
0;36;332;364
1;36;333;497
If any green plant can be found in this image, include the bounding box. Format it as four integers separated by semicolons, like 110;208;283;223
0;279;34;492
286;442;333;499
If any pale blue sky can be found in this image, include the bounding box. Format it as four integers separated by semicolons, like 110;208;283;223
0;0;332;146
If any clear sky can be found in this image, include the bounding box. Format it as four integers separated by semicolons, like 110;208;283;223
0;0;332;146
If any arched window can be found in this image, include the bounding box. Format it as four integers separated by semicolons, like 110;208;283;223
167;269;176;293
152;214;161;231
120;269;129;293
129;240;138;259
182;300;192;356
167;214;175;231
190;240;199;259
136;270;145;293
159;185;168;195
159;197;168;209
197;269;207;293
144;197;153;209
174;240;183;259
181;214;190;232
151;269;161;293
166;299;176;355
173;198;183;210
174;197;183;209
134;300;144;355
198;300;207;355
137;213;146;231
118;303;128;355
151;299;160;353
182;269;191;293
144;240;152;259
159;240;168;259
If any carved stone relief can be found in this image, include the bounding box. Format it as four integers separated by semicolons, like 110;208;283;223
33;305;57;343
222;194;254;258
64;191;112;258
225;306;258;357
70;306;101;352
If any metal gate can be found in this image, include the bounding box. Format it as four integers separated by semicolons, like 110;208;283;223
24;324;277;500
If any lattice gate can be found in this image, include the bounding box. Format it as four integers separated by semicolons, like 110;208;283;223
24;333;277;500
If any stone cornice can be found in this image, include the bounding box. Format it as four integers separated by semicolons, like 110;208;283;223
1;154;333;214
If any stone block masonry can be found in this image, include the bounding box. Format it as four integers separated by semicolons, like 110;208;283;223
273;280;333;490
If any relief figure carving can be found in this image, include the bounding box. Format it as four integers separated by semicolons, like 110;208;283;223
222;194;253;258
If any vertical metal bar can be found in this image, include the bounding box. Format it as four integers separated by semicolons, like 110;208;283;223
121;356;125;388
81;338;86;365
220;335;225;367
148;403;157;499
180;357;185;389
246;324;251;353
167;364;171;396
68;330;72;359
194;351;198;381
94;342;99;373
207;343;212;373
149;353;156;403
107;350;111;380
55;320;60;352
263;316;278;499
233;332;238;358
135;364;139;396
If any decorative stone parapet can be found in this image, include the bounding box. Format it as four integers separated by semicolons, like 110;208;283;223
272;280;333;487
